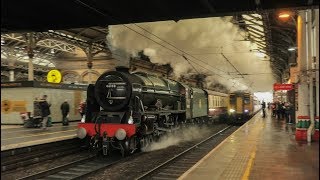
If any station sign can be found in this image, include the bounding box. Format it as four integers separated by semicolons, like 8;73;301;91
273;83;293;91
47;70;62;83
1;100;27;113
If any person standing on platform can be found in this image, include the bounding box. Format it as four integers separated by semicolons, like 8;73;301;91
271;103;276;117
280;102;286;120
60;100;70;126
79;101;87;123
40;95;51;130
285;102;293;124
261;100;266;118
275;101;281;120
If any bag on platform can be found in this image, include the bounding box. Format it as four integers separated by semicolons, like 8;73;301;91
63;114;69;126
47;116;52;127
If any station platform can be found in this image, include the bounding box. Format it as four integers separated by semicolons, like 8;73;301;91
1;122;79;151
179;111;319;180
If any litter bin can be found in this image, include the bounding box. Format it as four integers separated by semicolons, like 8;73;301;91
47;117;53;127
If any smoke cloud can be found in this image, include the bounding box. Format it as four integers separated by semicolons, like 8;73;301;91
142;125;210;152
107;17;275;92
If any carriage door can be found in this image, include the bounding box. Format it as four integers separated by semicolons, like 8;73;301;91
236;96;243;113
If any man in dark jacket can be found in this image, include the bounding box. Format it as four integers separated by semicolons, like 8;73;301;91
61;100;70;126
40;95;51;130
261;101;266;118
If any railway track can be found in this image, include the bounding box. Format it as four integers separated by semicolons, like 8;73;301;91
7;124;236;180
135;125;237;180
17;154;124;180
1;138;82;172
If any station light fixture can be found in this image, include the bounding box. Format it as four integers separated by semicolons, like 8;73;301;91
255;52;265;58
288;47;297;51
278;13;290;19
1;38;4;45
278;11;295;23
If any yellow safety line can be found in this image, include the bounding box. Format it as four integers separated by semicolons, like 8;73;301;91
178;116;256;180
2;125;78;134
2;129;76;140
241;146;257;180
1;134;77;151
1;126;23;129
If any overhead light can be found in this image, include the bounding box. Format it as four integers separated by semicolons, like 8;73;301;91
288;47;296;51
278;13;290;19
255;52;265;58
278;12;292;22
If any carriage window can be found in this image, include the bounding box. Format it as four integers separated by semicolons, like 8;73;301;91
230;95;236;103
244;96;250;104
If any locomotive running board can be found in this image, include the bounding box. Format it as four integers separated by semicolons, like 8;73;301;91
156;127;180;132
144;110;186;115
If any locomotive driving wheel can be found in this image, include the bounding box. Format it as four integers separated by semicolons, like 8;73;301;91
120;136;137;157
119;141;128;157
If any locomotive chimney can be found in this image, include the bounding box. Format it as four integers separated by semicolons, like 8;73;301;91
116;66;130;73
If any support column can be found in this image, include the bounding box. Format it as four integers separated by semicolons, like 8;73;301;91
315;9;320;118
296;12;309;124
87;62;93;84
26;33;36;81
28;57;34;81
85;45;93;84
306;10;315;142
9;67;15;82
8;48;16;82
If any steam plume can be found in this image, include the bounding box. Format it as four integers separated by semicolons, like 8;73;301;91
107;17;275;92
143;125;210;152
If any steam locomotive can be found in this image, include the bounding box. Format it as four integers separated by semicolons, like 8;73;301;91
77;67;259;156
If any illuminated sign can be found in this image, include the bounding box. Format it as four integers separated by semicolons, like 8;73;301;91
47;70;62;83
273;83;293;91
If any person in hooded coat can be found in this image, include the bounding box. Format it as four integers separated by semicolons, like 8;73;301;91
60;100;70;126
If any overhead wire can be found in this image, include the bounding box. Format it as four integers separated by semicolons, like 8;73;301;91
74;0;252;90
132;23;227;74
74;0;202;74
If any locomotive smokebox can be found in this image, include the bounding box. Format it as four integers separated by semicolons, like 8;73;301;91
94;71;132;111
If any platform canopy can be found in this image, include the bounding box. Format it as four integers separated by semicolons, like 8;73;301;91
1;0;318;32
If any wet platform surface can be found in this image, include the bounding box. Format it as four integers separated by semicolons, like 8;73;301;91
1;122;79;151
179;111;319;180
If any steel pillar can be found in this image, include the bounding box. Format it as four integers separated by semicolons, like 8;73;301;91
9;68;14;82
296;13;309;123
315;9;320;119
8;48;16;82
305;10;315;143
26;33;36;81
85;45;93;84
